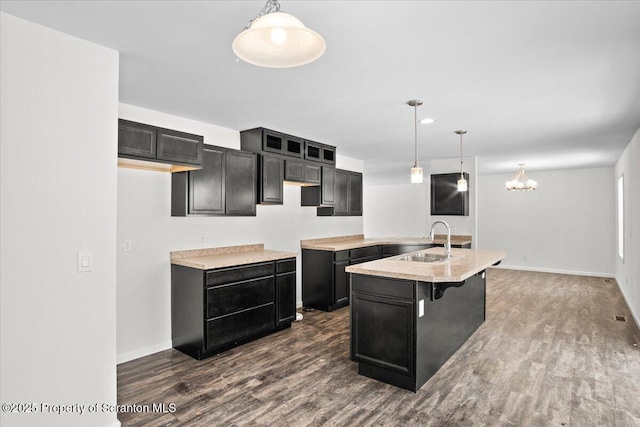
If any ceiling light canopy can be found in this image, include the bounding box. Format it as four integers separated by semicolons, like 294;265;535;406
232;0;326;68
408;100;423;184
455;130;468;192
506;164;538;191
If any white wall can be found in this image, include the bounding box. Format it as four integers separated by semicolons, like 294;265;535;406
477;167;615;277
615;127;640;328
116;104;363;363
1;13;119;427
363;183;427;237
364;156;477;242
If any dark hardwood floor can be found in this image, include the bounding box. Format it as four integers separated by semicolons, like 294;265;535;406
117;269;640;426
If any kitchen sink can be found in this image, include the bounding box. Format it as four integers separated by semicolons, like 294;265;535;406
398;253;451;263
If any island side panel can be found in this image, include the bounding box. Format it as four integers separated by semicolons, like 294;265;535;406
350;274;418;391
171;264;206;359
302;249;334;310
415;271;486;388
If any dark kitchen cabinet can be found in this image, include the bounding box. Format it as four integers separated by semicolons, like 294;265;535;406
304;140;322;162
284;159;321;185
350;271;486;392
302;245;381;311
317;170;363;217
171;257;296;360
431;173;469;216
260;155;284;204
276;259;297;326
300;166;336;207
118;119;203;169
171;144;256;216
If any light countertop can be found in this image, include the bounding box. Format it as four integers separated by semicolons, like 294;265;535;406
345;247;506;283
300;234;472;251
171;244;297;270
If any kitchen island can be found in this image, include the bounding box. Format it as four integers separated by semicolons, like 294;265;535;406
346;247;506;392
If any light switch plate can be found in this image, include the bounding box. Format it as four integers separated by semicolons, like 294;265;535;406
123;238;132;252
77;250;93;273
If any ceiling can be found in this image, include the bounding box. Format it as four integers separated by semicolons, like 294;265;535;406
2;1;640;185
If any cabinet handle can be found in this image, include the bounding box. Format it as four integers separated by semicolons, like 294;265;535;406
431;280;466;300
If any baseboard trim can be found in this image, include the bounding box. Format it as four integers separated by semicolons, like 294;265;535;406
108;419;122;427
493;264;614;278
297;301;303;309
614;275;640;331
117;340;172;365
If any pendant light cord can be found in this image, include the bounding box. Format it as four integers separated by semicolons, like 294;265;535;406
414;103;418;167
459;132;464;177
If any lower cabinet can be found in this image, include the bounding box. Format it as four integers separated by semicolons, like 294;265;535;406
350;271;486;392
302;245;381;311
171;258;296;360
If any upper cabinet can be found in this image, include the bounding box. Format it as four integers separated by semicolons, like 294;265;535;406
118;119;203;172
317;169;362;217
171;145;256;217
431;173;469;216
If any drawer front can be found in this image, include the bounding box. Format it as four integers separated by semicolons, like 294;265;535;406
206;277;275;319
334;250;350;262
350;246;380;260
381;244;433;256
206;304;275;350
206;262;274;286
276;258;296;274
285;160;305;181
351;274;414;300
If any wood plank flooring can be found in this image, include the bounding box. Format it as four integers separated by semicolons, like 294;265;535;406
117;269;640;426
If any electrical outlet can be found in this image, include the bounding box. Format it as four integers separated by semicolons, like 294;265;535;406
200;236;206;244
522;255;527;261
123;238;133;252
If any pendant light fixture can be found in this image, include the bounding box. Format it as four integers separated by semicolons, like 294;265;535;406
232;0;326;68
408;100;424;183
506;164;538;191
455;130;468;192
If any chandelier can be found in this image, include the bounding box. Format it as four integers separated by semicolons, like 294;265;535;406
506;164;537;191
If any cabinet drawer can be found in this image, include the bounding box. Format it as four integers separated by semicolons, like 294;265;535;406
351;274;414;300
350;246;380;260
334;250;349;262
276;258;296;274
206;262;274;286
206;304;275;350
206;277;275;319
350;255;379;265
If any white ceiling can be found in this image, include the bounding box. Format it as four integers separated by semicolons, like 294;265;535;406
2;0;640;185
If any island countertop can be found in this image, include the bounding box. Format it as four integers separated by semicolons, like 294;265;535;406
171;244;297;270
345;247;506;283
301;234;472;251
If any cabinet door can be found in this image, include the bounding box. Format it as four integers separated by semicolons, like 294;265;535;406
334;260;349;304
118;119;156;159
261;155;284;204
430;173;469;216
263;130;284;154
321;166;336;206
189;146;225;215
321;145;336;164
284;136;304;158
285;159;305;182
157;128;203;166
304;140;322;161
334;169;349;215
304;164;321;185
226;150;257;216
276;272;296;326
348;172;363;216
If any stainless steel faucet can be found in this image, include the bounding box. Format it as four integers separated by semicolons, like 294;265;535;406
429;220;451;259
